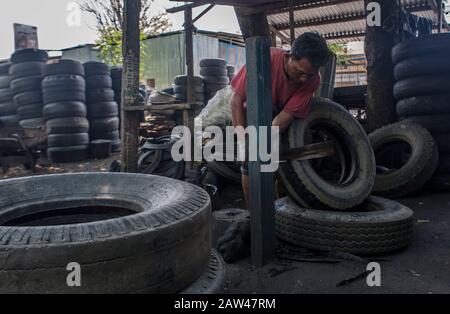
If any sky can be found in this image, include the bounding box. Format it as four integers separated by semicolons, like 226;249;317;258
0;0;240;60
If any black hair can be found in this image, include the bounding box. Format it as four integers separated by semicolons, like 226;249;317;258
290;32;331;69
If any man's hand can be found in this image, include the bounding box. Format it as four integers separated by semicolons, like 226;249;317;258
273;110;295;133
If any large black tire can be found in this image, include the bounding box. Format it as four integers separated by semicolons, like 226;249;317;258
91;130;120;141
0;115;19;127
13;91;43;107
200;58;227;68
392;33;450;64
173;75;203;86
277;97;376;210
10;76;42;94
90;117;119;133
397;94;450;118
83;61;110;76
46;117;89;134
86;88;115;103
394;75;450;100
42;74;85;90
208;162;242;184
394;53;450;81
275;196;414;255
17;104;43;120
403;115;450;134
9;62;45;80
200;66;228;76
0;101;16;116
203;76;230;85
11;48;49;64
19;118;44;128
0;62;11;76
47;133;90;148
0;173;211;293
43;88;86;104
44;60;84;76
369;121;438;198
110;67;123;79
43;101;87;120
0;76;10;89
47;145;89;162
0;88;13;103
87;101;118;118
86;75;113;89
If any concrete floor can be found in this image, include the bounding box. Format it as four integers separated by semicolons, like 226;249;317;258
223;192;450;294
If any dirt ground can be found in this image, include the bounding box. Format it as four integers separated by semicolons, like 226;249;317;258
1;158;449;294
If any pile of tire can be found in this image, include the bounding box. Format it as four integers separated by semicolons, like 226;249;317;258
392;33;450;191
138;135;185;180
9;49;48;128
173;75;204;104
0;62;18;127
43;60;89;163
275;97;414;255
227;65;235;82
200;58;229;103
84;61;121;153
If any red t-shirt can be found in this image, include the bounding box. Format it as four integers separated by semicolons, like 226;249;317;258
231;48;320;119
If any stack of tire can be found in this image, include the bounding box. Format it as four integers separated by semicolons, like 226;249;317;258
275;97;414;255
227;65;235;83
43;60;89;163
200;59;229;103
84;61;121;153
9;49;48;128
0;62;18;127
392;33;450;191
173;75;204;104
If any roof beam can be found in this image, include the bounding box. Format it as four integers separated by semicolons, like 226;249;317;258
273;11;366;30
267;0;360;15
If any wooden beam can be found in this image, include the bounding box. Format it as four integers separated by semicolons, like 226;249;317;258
121;0;141;173
269;25;290;43
234;7;271;40
274;11;366;30
246;36;276;267
288;0;295;44
167;0;211;13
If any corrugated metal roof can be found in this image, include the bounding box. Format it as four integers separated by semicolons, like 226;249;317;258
268;0;441;43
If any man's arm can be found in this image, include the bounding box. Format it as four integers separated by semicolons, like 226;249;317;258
273;110;294;133
231;92;247;138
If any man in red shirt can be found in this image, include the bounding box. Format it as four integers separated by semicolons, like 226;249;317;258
230;32;332;207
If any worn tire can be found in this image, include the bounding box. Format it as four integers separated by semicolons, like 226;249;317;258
0;62;11;76
392;33;450;64
10;76;42;94
86;88;115;103
43;101;87;120
0;101;16;116
173;75;203;86
277;97;376;210
43;89;86;104
91;130;120;141
403;115;450;134
13;91;43;107
87;101;118;118
174;85;204;94
0;76;10;89
394;75;450;100
47;145;89;162
200;58;227;68
44;60;84;76
46;117;89;134
208;162;242;184
19;118;44;128
17;104;43;120
275;196;414;255
9;62;45;80
394;53;450;81
0;88;14;103
47;133;89;148
42;74;85;90
397;94;450;118
369;121;438;198
86;75;113;89
174;93;204;102
0;115;19;127
11;49;49;64
83;61;110;76
0;173;211;293
90;117;119;133
200;66;228;76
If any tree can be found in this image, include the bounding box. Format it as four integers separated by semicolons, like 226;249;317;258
79;0;172;66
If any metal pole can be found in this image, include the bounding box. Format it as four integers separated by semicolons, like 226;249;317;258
121;0;141;173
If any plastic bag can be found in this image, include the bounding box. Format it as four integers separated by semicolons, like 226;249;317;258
195;86;233;129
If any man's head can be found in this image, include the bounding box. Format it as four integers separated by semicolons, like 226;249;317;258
285;32;331;83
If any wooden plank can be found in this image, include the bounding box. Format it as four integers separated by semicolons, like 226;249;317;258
246;36;276;267
121;0;141;173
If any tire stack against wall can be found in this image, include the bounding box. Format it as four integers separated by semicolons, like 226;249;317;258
0;62;18;127
43;60;89;163
392;33;450;191
173;75;204;104
84;61;121;153
9;49;48;128
200;59;229;104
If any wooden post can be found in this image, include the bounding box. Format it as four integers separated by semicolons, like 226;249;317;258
289;0;296;44
364;0;401;132
246;36;276;267
234;7;270;41
438;0;443;33
121;0;141;172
